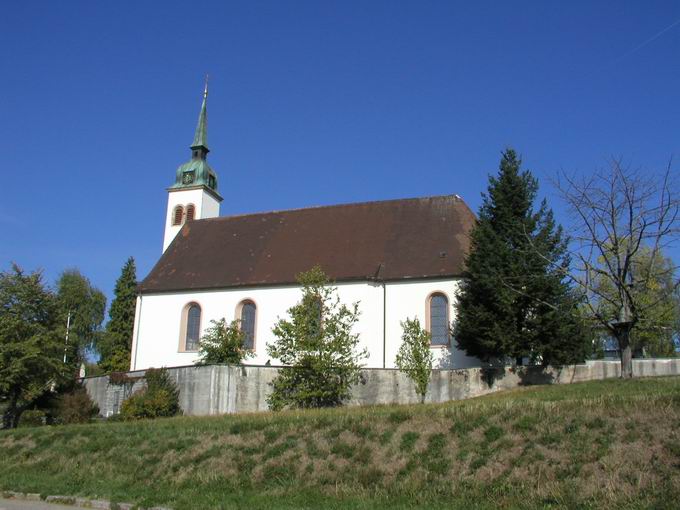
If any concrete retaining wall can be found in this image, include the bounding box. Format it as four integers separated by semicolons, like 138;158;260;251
83;358;680;418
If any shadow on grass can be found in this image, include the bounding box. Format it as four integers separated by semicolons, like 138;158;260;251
517;366;556;386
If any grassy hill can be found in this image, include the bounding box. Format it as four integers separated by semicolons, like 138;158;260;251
1;377;680;510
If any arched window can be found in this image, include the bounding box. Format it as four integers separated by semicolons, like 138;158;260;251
172;205;184;226
184;303;201;351
428;293;450;346
238;300;257;350
186;204;196;222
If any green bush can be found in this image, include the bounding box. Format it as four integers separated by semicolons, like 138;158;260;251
266;266;367;410
195;318;255;365
395;318;433;403
55;385;100;424
18;409;46;428
120;367;181;420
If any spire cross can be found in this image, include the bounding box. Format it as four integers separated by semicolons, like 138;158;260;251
204;74;209;99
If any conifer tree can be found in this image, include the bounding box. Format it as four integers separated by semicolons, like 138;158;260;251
266;266;367;410
98;257;137;373
454;149;588;365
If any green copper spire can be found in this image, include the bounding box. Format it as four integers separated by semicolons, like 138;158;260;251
168;78;221;199
191;77;209;151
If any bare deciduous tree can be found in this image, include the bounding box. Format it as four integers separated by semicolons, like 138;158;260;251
556;159;680;378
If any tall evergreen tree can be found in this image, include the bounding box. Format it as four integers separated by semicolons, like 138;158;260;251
98;257;137;373
454;149;588;365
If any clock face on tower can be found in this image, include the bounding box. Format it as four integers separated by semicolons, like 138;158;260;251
182;171;195;184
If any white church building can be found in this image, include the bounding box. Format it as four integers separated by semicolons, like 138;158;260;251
129;87;483;372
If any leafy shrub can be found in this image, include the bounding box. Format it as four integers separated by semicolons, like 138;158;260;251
120;367;181;420
121;390;176;420
145;367;179;395
266;266;367;410
395;318;433;403
18;409;46;427
196;318;255;365
55;385;100;424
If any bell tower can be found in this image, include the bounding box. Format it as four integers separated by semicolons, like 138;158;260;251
163;79;223;252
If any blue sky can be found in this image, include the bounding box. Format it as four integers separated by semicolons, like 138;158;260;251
1;1;679;304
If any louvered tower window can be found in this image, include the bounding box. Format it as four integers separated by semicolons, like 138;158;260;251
173;206;184;226
186;204;195;221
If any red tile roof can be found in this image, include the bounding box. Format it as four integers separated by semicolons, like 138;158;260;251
139;194;475;293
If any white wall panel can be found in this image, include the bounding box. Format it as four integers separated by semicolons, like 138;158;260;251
132;278;483;371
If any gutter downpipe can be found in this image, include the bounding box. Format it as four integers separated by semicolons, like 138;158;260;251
382;280;387;369
371;263;387;369
131;294;143;371
374;262;386;369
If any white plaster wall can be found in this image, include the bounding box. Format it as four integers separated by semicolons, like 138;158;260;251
131;282;383;370
131;278;483;371
163;188;220;252
200;191;221;219
383;278;482;369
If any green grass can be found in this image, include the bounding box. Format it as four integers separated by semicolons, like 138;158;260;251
2;377;680;509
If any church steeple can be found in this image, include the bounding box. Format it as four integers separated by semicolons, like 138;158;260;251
169;79;221;194
163;80;223;252
191;78;209;158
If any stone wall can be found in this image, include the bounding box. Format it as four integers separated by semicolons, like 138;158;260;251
83;358;680;418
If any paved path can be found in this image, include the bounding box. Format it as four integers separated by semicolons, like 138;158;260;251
0;499;88;510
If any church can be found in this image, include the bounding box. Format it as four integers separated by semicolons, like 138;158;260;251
129;87;483;372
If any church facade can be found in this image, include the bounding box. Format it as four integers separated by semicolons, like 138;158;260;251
129;88;483;372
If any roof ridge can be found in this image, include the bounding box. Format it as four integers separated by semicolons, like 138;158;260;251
199;193;466;222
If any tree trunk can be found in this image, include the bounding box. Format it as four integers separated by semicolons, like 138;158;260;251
617;328;634;378
2;391;19;429
1;409;12;430
12;409;22;428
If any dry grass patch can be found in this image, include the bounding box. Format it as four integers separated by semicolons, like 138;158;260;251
2;377;680;509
